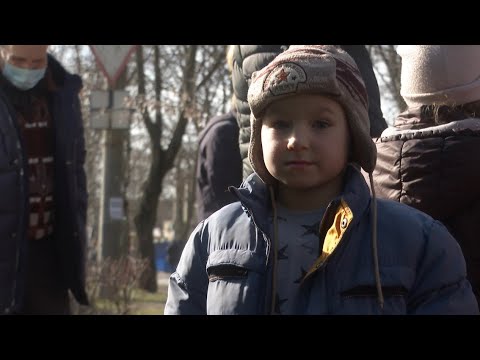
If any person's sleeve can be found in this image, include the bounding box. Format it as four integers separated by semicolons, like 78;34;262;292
408;220;479;314
164;221;209;314
203;123;242;214
74;92;87;233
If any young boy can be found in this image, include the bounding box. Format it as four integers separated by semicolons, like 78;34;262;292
165;45;478;315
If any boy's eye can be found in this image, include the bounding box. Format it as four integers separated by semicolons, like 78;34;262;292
270;119;290;129
312;120;329;129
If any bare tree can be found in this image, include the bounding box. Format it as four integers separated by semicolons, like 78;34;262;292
172;137;198;244
367;45;407;123
173;45;231;250
133;45;227;291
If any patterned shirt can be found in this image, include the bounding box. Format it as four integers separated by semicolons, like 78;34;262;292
0;73;55;241
271;204;325;315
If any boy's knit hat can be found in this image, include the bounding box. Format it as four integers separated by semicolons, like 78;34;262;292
398;45;480;108
247;45;376;185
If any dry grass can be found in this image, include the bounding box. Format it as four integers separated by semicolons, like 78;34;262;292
72;270;171;315
129;287;168;315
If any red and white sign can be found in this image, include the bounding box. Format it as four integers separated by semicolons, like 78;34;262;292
90;45;138;88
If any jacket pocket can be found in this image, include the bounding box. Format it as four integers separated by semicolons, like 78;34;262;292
336;266;413;314
208;264;248;282
206;249;265;314
339;285;409;315
341;285;408;298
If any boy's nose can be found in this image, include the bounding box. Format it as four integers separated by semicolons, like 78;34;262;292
287;136;307;151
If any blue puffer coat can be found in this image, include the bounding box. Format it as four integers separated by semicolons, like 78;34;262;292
165;166;478;314
0;55;88;314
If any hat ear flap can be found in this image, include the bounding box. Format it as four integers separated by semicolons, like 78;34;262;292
250;70;259;83
248;113;277;185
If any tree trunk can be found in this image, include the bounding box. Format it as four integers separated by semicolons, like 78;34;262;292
368;45;407;115
183;151;198;238
134;151;163;292
173;157;186;237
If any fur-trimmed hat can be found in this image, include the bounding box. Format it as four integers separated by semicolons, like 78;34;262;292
247;45;376;185
398;45;480;108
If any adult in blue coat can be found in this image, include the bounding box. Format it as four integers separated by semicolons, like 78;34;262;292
0;45;88;314
196;109;242;222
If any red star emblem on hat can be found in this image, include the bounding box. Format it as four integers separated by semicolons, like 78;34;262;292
276;68;289;83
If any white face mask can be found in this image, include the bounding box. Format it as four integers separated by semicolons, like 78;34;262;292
2;62;46;90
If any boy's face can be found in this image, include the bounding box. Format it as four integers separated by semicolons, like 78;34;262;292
261;94;350;192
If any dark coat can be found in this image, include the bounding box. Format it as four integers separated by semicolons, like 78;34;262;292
231;45;387;176
196;110;242;222
0;55;88;314
373;107;480;305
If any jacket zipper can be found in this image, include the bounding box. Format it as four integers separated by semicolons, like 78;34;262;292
9;136;25;312
245;208;272;314
0;90;26;313
229;187;272;267
244;208;271;267
300;199;344;284
7;99;26;312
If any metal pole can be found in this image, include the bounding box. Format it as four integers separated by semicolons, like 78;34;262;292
98;73;129;261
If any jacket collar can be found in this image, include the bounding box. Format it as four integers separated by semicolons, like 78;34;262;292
230;164;372;232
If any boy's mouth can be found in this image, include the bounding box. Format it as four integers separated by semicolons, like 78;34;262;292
285;160;314;167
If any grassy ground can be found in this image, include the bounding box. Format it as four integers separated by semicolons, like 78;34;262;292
129;287;168;315
74;272;170;315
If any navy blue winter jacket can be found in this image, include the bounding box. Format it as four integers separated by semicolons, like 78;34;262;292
0;55;88;313
196;110;242;222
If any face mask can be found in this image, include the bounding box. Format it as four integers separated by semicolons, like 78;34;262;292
2;62;46;91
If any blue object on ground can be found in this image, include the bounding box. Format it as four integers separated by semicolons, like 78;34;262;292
154;242;174;272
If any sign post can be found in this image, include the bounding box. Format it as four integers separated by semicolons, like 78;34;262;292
89;45;137;261
90;45;137;88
